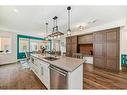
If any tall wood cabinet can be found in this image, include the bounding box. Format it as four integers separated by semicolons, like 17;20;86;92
93;31;106;68
66;36;77;57
93;27;120;72
105;29;120;71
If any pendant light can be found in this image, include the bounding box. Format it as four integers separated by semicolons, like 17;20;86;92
67;6;71;36
48;16;64;39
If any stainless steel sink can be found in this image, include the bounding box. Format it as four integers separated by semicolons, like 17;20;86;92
43;56;59;61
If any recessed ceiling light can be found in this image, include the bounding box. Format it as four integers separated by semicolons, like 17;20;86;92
88;19;97;24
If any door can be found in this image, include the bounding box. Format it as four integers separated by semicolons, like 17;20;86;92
93;31;106;68
105;28;120;71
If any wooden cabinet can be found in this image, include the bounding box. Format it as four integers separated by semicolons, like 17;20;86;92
78;34;93;44
93;31;106;68
66;37;72;57
105;29;120;71
66;36;77;57
71;36;78;56
93;27;120;72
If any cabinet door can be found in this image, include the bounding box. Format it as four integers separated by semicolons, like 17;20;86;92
93;28;120;71
71;36;77;55
66;36;77;57
66;37;71;44
38;61;50;88
40;62;50;89
105;29;119;72
78;34;93;44
93;31;106;68
85;34;93;43
71;36;77;44
66;37;72;57
66;44;72;57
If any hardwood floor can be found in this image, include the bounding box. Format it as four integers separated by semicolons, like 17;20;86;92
0;63;46;89
84;64;127;89
1;63;127;89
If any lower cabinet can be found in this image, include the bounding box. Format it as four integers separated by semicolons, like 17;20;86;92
30;57;50;89
39;61;50;89
30;57;83;89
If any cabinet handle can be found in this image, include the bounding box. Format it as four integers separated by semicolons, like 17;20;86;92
41;67;43;75
49;66;67;76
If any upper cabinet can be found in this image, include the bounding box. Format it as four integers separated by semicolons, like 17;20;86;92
78;34;93;44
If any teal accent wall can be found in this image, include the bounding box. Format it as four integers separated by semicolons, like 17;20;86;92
17;34;51;59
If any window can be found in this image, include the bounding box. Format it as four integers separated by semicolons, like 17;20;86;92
30;39;39;52
0;37;11;53
19;38;29;52
17;34;51;59
30;40;50;52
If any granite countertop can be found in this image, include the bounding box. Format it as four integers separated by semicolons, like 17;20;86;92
31;54;84;72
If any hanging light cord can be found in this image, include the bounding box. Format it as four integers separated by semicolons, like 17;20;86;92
68;7;70;30
53;17;55;32
56;17;58;31
46;23;48;34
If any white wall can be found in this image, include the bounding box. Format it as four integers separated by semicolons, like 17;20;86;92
0;30;17;65
120;24;127;70
72;18;126;36
120;26;127;54
0;38;1;51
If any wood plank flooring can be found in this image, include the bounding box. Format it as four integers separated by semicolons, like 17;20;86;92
84;64;127;89
1;63;127;89
0;63;46;89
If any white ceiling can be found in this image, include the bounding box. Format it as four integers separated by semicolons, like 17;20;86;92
0;6;127;36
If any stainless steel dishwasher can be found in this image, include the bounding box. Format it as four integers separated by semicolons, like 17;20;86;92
49;65;68;89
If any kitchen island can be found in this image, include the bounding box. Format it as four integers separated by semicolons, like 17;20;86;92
30;54;84;89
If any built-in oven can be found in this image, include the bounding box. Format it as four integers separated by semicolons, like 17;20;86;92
49;65;68;89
